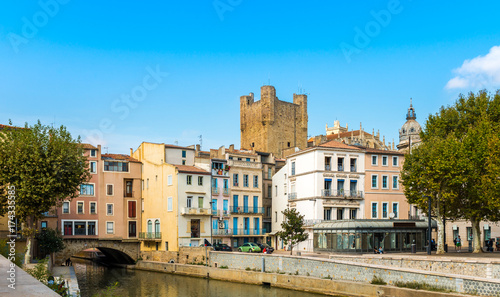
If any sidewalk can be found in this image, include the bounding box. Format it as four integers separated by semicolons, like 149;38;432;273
52;265;80;297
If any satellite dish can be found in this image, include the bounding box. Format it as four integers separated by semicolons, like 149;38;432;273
389;213;395;219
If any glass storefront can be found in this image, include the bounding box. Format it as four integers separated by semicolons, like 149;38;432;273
313;220;436;253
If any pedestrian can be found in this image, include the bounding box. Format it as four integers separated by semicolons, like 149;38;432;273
378;246;384;254
263;247;266;254
488;238;494;252
456;235;462;252
453;237;457;251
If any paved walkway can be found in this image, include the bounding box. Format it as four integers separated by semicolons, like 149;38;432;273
0;255;59;297
52;265;80;297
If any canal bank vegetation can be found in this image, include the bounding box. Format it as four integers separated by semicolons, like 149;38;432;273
25;258;68;296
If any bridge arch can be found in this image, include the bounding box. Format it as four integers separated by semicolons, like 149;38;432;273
55;239;139;265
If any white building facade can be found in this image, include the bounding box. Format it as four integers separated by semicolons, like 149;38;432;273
272;141;366;252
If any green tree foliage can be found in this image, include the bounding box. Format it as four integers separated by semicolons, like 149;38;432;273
277;208;308;255
37;228;65;257
0;121;90;261
401;90;500;253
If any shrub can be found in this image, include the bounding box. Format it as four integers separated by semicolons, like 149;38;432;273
371;275;387;285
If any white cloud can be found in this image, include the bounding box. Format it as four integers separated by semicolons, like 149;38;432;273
445;45;500;90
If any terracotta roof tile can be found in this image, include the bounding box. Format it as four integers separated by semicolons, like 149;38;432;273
81;143;97;149
101;153;140;163
318;140;361;150
308;130;373;142
175;165;210;175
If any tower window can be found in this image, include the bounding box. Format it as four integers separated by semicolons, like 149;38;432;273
287;142;291;147
251;142;254;147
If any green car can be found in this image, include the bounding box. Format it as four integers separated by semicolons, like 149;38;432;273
237;242;261;253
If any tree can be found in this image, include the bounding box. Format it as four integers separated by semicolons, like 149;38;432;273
401;90;500;253
37;228;65;257
0;121;90;262
276;208;308;255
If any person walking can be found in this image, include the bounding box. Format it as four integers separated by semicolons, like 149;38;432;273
456;235;462;252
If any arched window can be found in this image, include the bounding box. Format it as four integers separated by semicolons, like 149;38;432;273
147;220;152;233
410;128;414;133
155;220;160;234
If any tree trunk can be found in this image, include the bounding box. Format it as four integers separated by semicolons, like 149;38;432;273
289;242;293;255
471;219;483;253
24;215;35;265
435;201;445;254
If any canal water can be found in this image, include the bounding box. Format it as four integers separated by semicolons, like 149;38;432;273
72;258;334;297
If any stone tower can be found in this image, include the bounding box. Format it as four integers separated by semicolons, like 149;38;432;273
240;85;308;158
397;99;422;153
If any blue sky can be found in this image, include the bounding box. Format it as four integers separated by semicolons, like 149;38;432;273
1;1;500;154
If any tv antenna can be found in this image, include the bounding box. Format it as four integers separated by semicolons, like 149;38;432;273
199;135;202;150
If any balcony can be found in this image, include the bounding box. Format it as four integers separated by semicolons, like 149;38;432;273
139;232;162;241
212;168;230;177
212;229;232;236
303;219;324;226
350;166;357;172
228;159;262;169
321;189;364;199
212;209;231;217
222;188;230;196
325;165;331;171
181;207;212;215
212;187;219;195
288;192;297;200
230;206;265;214
338;165;344;171
232;228;267;236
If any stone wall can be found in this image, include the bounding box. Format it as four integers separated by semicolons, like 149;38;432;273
133;260;472;297
210;252;500;296
328;255;500;279
55;239;140;265
240;86;307;158
140;246;210;264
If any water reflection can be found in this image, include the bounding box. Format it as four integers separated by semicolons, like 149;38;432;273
72;258;331;297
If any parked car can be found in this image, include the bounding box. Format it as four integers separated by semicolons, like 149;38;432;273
256;243;274;254
213;243;232;252
237;242;261;253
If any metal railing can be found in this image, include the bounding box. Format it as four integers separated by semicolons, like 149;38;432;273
212;187;219;195
212;229;232;236
222;188;230;196
325;165;331;171
304;219;324;226
211;169;229;177
232;228;267;236
139;232;162;240
181;207;212;215
288;192;297;200
230;206;265;214
321;189;364;199
350;166;357;172
338;165;344;171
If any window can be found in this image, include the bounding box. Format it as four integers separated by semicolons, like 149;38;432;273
187;175;192;185
168;175;172;186
88;221;96;235
74;221;86;235
371;203;378;218
243;175;249;187
187;196;192;208
324;208;332;220
106;184;114;196
167;197;173;211
338;158;344;171
268;168;272;179
90;161;97;173
325;156;331;171
233;174;239;187
371;175;378;188
467;227;473;241
182;160;186;165
246;158;250;162
291;161;296;175
125;180;133;197
198;196;204;208
128;201;136;218
147;178;149;189
182;150;186;158
371;155;378;165
80;184;94;196
90;202;96;214
63;221;72;235
382;202;388;218
253;175;258;188
104;161;128;172
382;156;388;166
107;222;114;234
90;149;96;157
62;202;70;214
41;221;47;230
77;202;84;214
392;203;399;218
223;179;228;189
392;156;399;166
287;142;291;147
106;204;113;215
129;221;137;237
382;176;388;189
142;180;144;190
267;185;272;198
392;176;399;189
198;176;203;186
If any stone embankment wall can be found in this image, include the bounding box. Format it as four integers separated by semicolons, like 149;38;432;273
210;252;500;296
140;246;210;264
328;255;500;279
133;260;472;297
